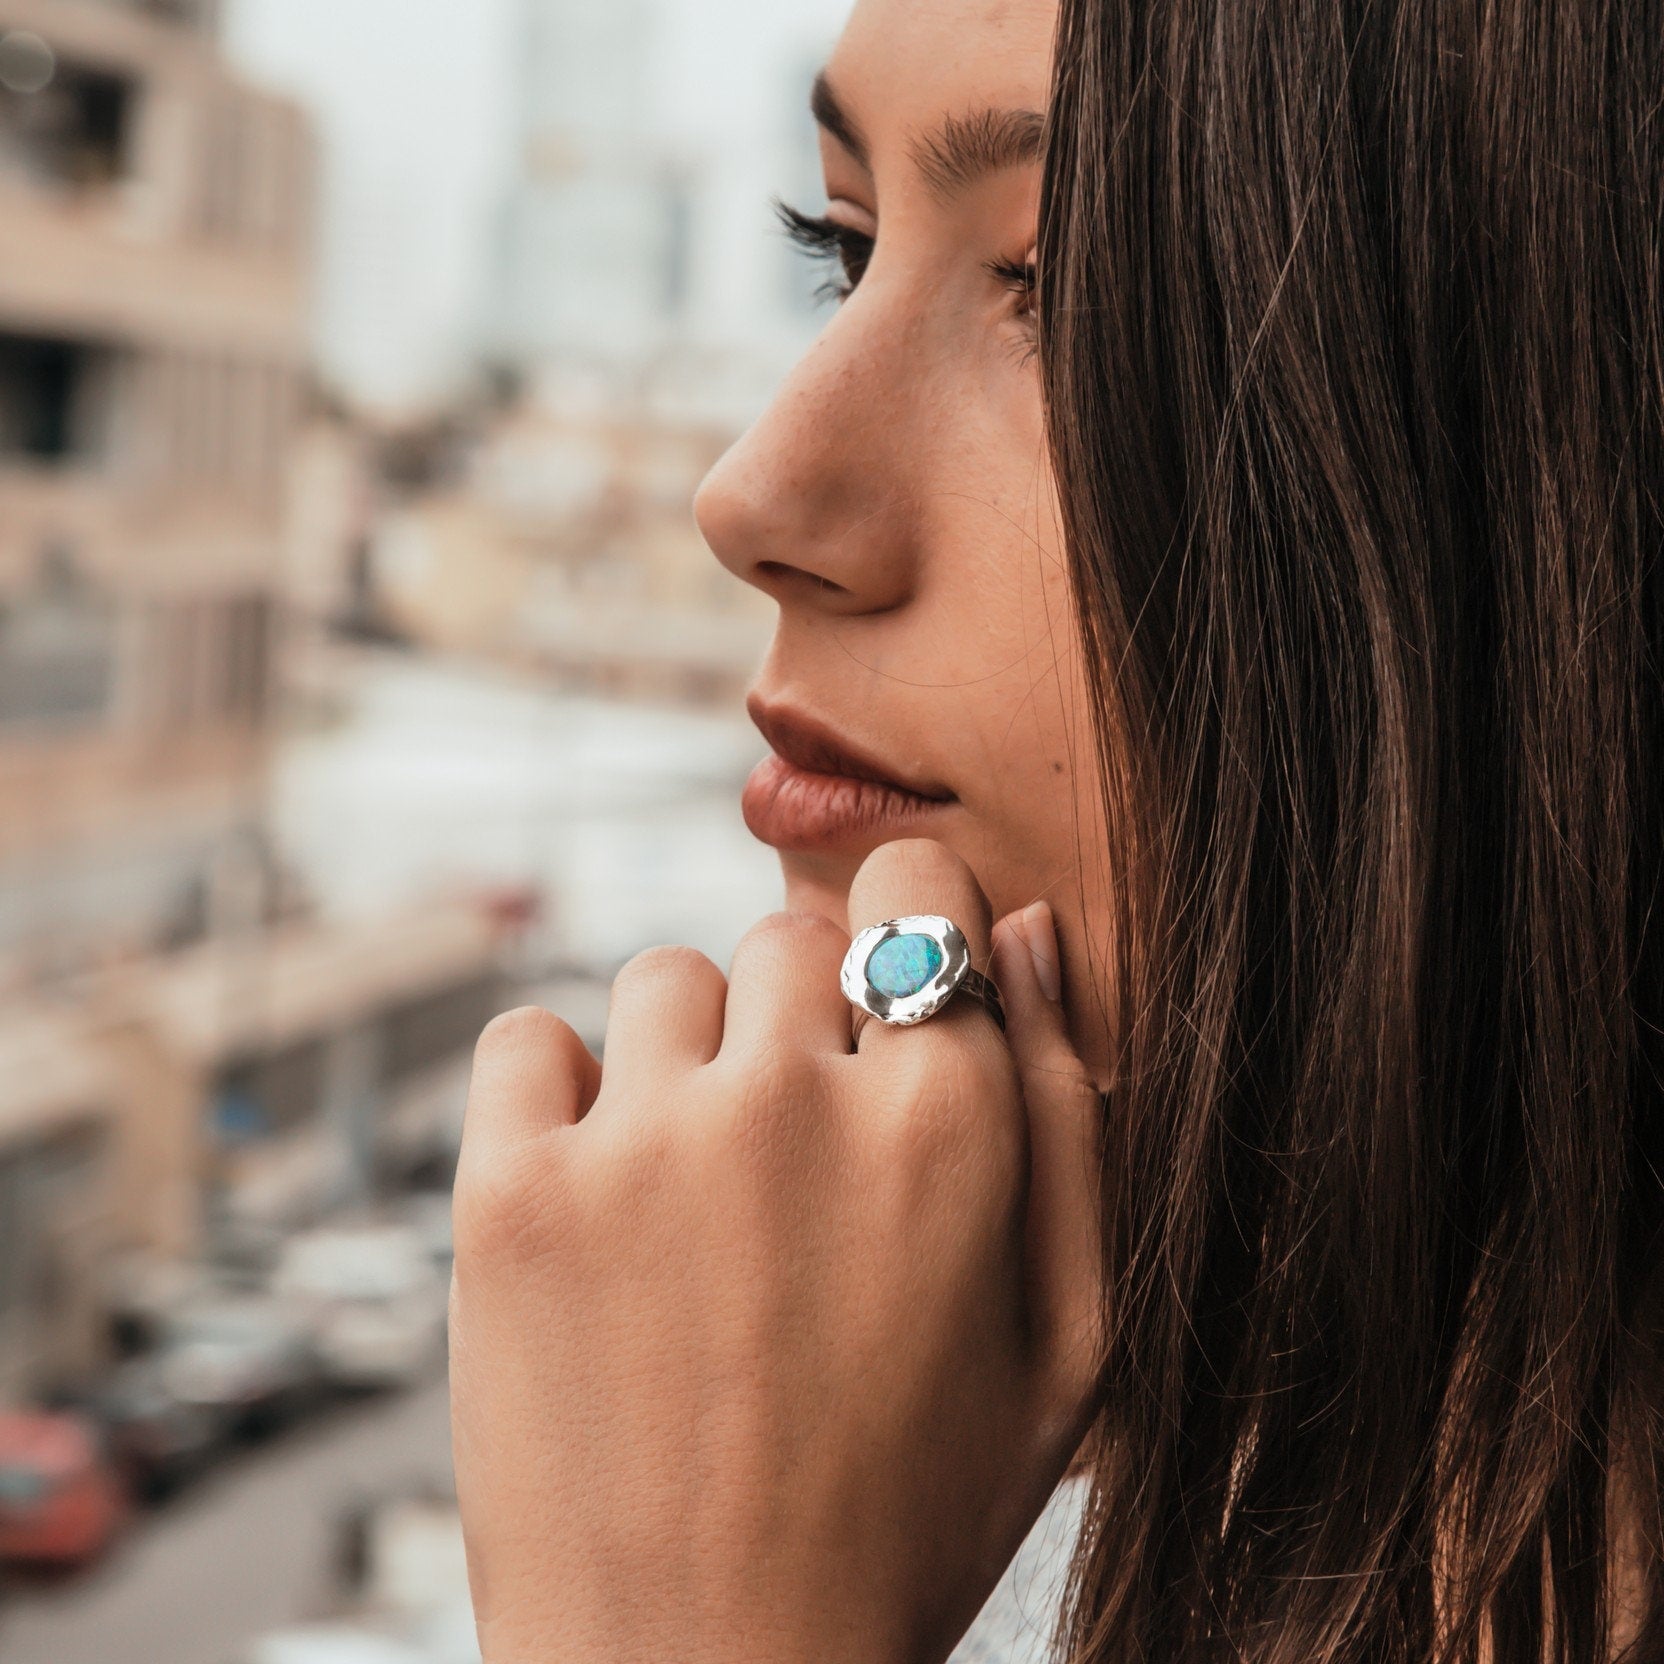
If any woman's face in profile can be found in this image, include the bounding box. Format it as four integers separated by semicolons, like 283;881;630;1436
695;0;1111;1067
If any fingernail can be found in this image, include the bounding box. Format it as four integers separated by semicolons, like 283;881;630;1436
1021;901;1063;1002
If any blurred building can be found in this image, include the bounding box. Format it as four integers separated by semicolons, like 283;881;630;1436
491;0;826;422
0;894;517;1403
369;403;771;704
0;0;316;1400
493;0;676;385
433;0;831;701
0;0;312;981
102;899;517;1244
0;1007;123;1400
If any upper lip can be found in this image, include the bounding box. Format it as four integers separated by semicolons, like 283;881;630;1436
747;697;956;803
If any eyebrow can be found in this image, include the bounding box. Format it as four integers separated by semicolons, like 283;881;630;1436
811;71;871;171
910;107;1047;201
810;69;1046;202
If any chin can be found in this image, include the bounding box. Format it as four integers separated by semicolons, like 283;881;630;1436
779;855;858;933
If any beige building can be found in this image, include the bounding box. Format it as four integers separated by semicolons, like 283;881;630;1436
0;896;519;1404
0;0;311;976
374;405;773;705
0;0;313;1399
0;1006;121;1401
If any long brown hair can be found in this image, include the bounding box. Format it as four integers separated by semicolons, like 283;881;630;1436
1039;1;1664;1659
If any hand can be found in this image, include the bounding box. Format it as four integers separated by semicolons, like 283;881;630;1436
449;839;1104;1664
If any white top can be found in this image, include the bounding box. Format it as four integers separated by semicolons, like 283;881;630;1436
950;1477;1089;1664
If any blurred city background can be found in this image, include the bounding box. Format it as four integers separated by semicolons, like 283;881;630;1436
0;0;859;1658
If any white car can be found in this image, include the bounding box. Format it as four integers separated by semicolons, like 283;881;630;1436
271;1227;448;1391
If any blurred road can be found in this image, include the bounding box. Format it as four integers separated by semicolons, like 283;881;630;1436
0;1379;454;1664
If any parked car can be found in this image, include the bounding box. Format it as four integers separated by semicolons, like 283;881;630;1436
0;1410;126;1568
272;1226;448;1392
157;1296;322;1437
93;1351;229;1500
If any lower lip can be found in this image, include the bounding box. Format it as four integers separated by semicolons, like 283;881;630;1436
741;752;952;851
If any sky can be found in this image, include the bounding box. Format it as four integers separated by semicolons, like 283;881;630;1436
224;0;849;414
224;0;520;410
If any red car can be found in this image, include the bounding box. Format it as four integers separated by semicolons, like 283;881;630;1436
0;1410;126;1568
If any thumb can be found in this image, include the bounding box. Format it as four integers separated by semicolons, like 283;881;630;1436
991;902;1106;1427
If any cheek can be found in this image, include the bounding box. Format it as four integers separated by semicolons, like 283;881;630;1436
961;626;1118;1072
933;508;1099;911
963;701;1092;920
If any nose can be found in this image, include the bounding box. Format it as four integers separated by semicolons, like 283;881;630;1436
694;304;921;618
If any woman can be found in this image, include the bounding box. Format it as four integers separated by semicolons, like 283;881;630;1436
449;0;1664;1658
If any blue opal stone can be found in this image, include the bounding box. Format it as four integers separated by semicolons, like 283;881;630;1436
866;933;944;1000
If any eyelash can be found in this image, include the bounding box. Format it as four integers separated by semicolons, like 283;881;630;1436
775;200;1038;357
776;202;872;302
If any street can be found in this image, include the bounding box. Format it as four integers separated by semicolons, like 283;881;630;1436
0;1362;1083;1664
0;1379;454;1664
0;657;779;1664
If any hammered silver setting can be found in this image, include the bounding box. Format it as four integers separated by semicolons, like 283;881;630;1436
840;913;972;1027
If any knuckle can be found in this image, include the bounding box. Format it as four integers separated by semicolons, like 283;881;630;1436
739;909;846;956
474;1003;570;1065
913;1069;987;1162
614;942;720;993
728;912;849;999
920;1031;1012;1110
467;1006;590;1121
866;1051;960;1150
609;1054;816;1199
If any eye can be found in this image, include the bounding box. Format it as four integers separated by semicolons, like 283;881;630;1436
985;255;1037;315
776;201;874;303
984;254;1039;361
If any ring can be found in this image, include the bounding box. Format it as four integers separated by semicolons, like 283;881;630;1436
841;914;1006;1042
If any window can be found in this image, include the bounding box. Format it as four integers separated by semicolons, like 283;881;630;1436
224;594;273;725
218;1041;327;1141
0;1120;106;1329
0;547;116;731
0;331;116;465
0;49;132;193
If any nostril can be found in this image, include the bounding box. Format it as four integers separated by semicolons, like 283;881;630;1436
755;560;853;598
